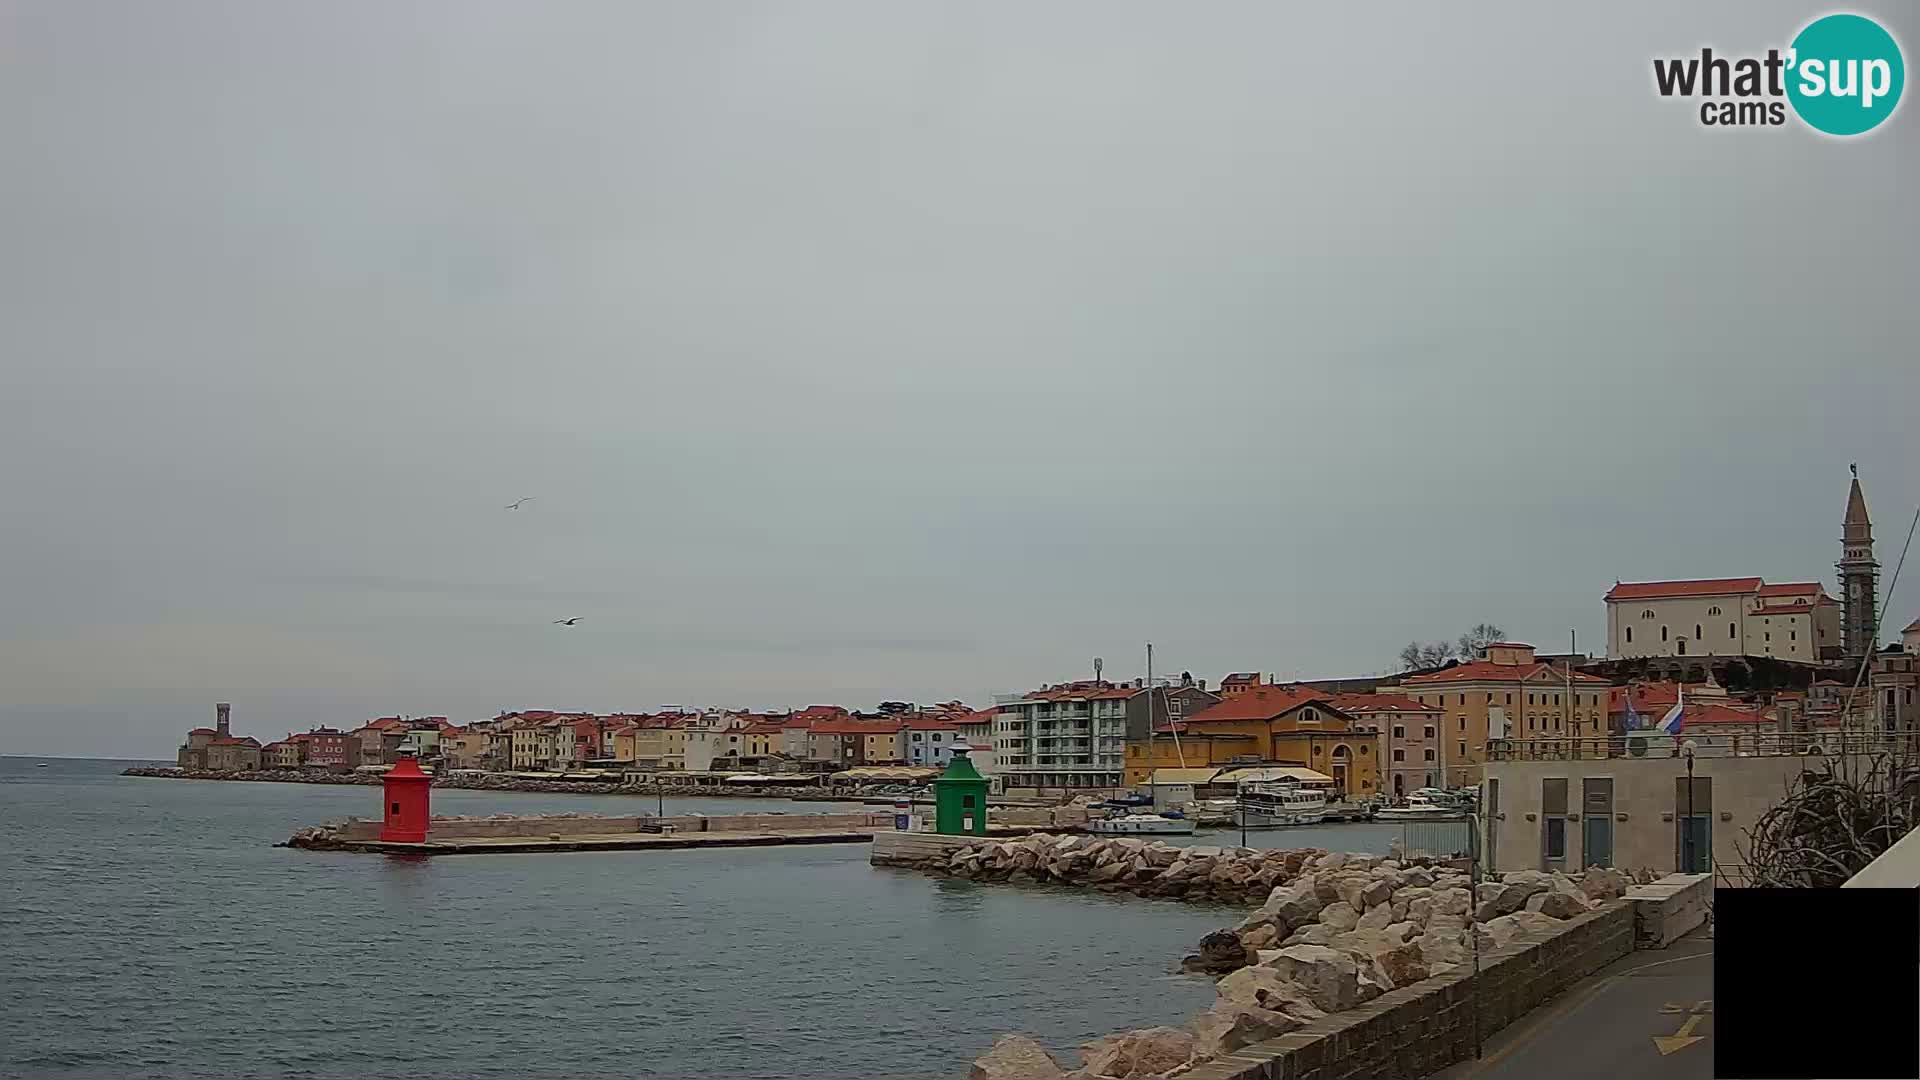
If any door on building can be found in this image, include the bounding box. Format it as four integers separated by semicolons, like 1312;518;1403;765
1540;777;1569;872
1679;816;1710;873
1483;778;1500;871
1582;777;1614;868
1676;776;1712;874
1393;773;1405;797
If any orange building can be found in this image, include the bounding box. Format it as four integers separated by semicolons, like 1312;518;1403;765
1123;685;1381;798
1394;642;1610;786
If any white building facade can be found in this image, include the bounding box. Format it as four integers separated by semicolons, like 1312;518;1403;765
1604;578;1840;662
992;682;1130;793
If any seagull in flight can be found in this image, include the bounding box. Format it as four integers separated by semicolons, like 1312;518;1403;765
505;497;536;510
553;617;582;626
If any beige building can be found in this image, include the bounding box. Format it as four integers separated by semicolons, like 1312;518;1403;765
1605;577;1840;662
1329;692;1444;797
1481;739;1896;883
1393;643;1610;787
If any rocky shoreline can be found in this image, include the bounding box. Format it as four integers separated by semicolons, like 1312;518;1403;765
119;766;919;802
939;836;1649;1079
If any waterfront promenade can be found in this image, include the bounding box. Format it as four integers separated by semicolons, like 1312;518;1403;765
1432;929;1714;1080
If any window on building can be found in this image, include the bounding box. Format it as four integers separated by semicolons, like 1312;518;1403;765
1642;609;1654;619
1545;817;1567;859
1528;718;1535;731
1626;627;1633;643
1661;626;1669;641
1695;625;1702;640
1730;622;1737;638
1459;694;1466;705
1425;725;1436;738
1393;748;1405;762
1528;693;1535;705
1765;633;1771;642
1392;725;1405;739
1505;693;1513;705
1790;631;1796;641
1458;716;1465;731
1457;740;1467;758
1359;745;1370;755
1424;748;1436;761
1708;606;1721;616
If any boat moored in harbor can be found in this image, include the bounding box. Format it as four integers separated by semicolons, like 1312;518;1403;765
1085;812;1197;836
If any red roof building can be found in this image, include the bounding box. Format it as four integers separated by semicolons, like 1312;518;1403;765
1605;577;1840;663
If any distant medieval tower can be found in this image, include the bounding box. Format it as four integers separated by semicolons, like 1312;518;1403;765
1838;466;1879;661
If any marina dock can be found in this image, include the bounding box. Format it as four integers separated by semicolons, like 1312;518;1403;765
325;827;880;855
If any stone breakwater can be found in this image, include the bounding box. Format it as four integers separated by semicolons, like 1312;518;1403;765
942;837;1647;1079
120;766;913;801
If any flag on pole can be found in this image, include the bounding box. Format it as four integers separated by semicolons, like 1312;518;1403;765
1658;685;1686;735
1624;693;1643;731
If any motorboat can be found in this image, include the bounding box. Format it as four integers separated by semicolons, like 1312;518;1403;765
1375;788;1470;822
1236;780;1329;826
1086;812;1197;836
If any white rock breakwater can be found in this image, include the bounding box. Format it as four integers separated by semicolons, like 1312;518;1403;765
955;839;1647;1079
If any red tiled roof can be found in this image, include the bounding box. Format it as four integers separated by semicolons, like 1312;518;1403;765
1605;577;1764;601
1404;660;1609;685
1327;692;1441;715
1184;686;1332;723
187;728;217;736
741;723;785;735
901;716;962;731
210;736;260;746
1684;703;1771;726
954;709;999;726
1221;672;1261;684
810;719;904;736
1756;582;1824;597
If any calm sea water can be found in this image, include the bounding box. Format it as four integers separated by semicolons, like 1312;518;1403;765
0;757;1399;1080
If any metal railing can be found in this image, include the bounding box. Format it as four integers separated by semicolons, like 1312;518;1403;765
1486;730;1920;761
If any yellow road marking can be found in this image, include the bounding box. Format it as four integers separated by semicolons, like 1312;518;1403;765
1653;1013;1708;1055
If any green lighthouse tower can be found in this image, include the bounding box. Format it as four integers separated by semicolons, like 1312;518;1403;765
932;746;989;836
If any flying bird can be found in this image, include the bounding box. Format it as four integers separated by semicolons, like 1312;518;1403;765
553;617;581;626
505;497;536;510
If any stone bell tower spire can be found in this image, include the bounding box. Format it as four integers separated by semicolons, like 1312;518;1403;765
1838;464;1879;661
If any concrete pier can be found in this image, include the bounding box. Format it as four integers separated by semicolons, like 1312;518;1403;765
288;810;898;855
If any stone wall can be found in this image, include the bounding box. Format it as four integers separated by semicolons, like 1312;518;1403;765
335;811;894;842
1180;903;1634;1080
958;844;1640;1079
1624;873;1712;948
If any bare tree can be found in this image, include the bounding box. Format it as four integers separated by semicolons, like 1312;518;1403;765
1399;640;1456;671
1456;623;1507;661
1736;747;1919;887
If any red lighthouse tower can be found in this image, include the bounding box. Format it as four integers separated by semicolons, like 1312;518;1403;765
379;755;432;843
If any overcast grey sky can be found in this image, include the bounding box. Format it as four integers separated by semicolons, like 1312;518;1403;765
4;2;1915;757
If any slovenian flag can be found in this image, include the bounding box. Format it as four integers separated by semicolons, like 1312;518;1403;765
1658;686;1685;735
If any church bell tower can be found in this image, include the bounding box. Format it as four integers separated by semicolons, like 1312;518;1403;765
1838;465;1879;661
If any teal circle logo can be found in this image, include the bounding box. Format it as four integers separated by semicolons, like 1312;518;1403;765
1786;14;1904;136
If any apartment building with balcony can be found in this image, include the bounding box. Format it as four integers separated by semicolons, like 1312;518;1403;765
991;680;1134;794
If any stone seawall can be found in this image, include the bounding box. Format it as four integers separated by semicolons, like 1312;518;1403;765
293;811;895;847
948;837;1650;1079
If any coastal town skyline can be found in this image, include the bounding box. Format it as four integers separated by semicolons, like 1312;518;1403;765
4;2;1916;762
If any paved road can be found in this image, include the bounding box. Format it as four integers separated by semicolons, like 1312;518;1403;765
1434;931;1715;1080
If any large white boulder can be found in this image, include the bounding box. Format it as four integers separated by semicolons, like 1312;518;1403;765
969;1035;1066;1080
1262;944;1364;1012
1079;1026;1195;1079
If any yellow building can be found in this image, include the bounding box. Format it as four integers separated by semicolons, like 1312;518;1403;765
1123;686;1380;798
861;728;904;764
1394;642;1611;787
630;724;688;770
